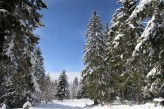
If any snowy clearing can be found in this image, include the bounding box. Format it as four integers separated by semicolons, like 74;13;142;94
1;99;163;109
31;99;164;109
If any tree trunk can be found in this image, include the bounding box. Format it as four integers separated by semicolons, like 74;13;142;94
121;89;125;104
0;35;5;61
94;99;98;105
135;87;140;104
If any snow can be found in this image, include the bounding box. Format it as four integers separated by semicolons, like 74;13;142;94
153;98;164;102
1;104;7;109
129;0;152;20
0;99;164;109
0;9;8;13
5;38;14;57
132;41;142;56
132;14;156;57
160;0;164;3
23;101;32;109
114;34;124;41
147;67;157;78
29;99;164;109
140;15;156;41
113;41;119;48
31;73;41;93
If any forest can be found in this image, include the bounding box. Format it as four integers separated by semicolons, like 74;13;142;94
0;0;164;108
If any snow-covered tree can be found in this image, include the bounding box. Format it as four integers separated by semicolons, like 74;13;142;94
77;79;88;99
56;70;70;100
33;47;46;92
82;11;107;104
42;74;57;102
104;0;148;104
42;74;52;102
129;0;164;99
71;77;79;99
0;0;47;107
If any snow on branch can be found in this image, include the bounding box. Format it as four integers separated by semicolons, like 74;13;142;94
0;9;8;13
140;15;156;41
147;67;157;78
129;0;152;20
132;14;156;57
5;38;14;58
31;73;41;93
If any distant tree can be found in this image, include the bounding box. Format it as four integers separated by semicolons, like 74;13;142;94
71;77;79;99
42;74;53;103
77;79;88;99
33;47;46;92
56;70;70;100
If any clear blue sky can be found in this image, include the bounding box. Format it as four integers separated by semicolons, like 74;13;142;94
35;0;120;73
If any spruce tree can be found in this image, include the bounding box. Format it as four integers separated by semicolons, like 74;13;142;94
42;74;54;103
71;77;79;99
129;0;164;99
0;0;47;107
82;11;106;104
33;47;46;92
56;70;70;100
105;0;147;103
77;79;87;99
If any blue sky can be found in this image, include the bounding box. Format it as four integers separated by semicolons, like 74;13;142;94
35;0;120;73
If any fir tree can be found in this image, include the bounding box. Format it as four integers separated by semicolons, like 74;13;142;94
129;0;164;99
71;77;79;99
42;74;55;103
0;0;47;107
82;11;106;104
105;0;147;104
33;47;46;92
77;79;88;99
56;70;70;100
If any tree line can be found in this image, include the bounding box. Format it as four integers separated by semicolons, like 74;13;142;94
82;0;164;105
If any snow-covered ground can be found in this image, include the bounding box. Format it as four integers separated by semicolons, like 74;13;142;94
31;99;163;109
1;99;164;109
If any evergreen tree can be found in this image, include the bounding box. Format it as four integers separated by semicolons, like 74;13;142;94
42;74;53;103
71;77;79;99
129;0;164;99
77;79;88;99
42;74;58;102
56;70;70;100
105;0;147;104
0;0;47;107
82;11;106;104
33;47;46;92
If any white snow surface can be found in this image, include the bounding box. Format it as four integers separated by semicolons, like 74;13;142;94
33;100;163;109
153;98;164;102
0;99;161;109
23;101;32;109
1;104;7;109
